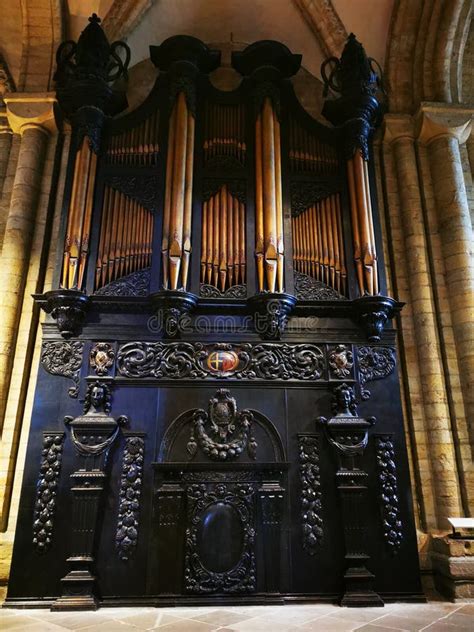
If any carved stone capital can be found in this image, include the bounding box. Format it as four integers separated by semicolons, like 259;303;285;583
383;114;415;145
4;93;57;135
416;103;473;146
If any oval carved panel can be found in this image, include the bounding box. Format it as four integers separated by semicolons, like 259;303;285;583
196;501;244;573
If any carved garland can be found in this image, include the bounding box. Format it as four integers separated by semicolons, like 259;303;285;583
41;341;84;398
375;436;403;552
117;342;325;381
116;436;145;561
32;433;65;552
299;435;323;554
184;483;256;593
187;389;257;461
357;346;396;400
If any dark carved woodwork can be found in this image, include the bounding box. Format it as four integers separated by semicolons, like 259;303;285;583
187;389;257;461
298;435;323;554
150;290;198;339
353;295;403;342
94;269;151;297
328;345;354;380
41;341;84;398
107;176;159;214
116;436;145;561
89;342;115;376
290;179;342;216
184;483;256;594
319;384;383;607
117;341;326;381
7;28;422;612
321;33;385;160
357;346;396;400
375;436;403;552
248;294;297;340
294;272;346;301
32;433;65;553
52;382;127;610
40;290;90;338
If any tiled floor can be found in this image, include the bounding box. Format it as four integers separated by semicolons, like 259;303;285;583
1;601;473;631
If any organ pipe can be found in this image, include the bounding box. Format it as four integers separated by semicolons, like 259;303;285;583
291;194;347;296
200;185;246;292
162;91;196;290
255;97;284;293
95;187;154;291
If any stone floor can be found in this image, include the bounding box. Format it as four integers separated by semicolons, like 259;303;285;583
1;601;473;631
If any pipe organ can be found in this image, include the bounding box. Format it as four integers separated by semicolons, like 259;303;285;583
7;22;422;612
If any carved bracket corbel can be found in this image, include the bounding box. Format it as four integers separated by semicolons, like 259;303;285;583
38;289;90;338
248;293;296;340
352;295;403;342
150;290;198;339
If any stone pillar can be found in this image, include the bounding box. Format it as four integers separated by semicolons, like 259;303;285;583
418;104;474;485
0;94;56;430
0;110;12;246
384;115;463;529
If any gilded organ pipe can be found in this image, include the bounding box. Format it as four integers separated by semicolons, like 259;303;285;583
162;90;196;291
94;187;154;292
255;97;284;293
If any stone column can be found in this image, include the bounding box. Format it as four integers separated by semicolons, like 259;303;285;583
0;110;12;245
418;104;474;476
384;115;463;529
0;94;56;430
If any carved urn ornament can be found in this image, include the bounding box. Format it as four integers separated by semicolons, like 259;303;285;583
187;389;257;461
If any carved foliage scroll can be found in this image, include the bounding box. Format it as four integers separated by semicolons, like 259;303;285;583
375;436;403;552
116;436;144;561
32;433;65;552
41;341;84;398
299;435;323;554
117;342;325;381
357;346;396;400
185;483;256;593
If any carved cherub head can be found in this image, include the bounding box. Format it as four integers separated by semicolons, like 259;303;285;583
332;383;357;417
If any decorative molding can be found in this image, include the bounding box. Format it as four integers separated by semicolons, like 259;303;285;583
298;435;323;554
89;342;115;376
108;175;159;213
200;284;246;299
184;483;256;593
187;389;257;461
328;344;354;379
116;436;145;561
117;341;325;381
375;436;403;552
102;0;154;42
290;180;341;216
95;268;150;297
32;433;64;552
294;271;345;301
357;346;396;400
293;0;347;59
41;341;84;398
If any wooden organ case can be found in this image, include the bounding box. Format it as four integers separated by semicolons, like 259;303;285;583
6;18;423;610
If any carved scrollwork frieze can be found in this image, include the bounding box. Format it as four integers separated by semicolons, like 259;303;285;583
94;268;150;297
116;436;144;561
41;341;84;398
32;433;65;552
291;179;342;216
298;435;323;554
116;341;326;381
200;283;247;299
357;346;396;400
375;435;403;552
295;271;346;301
